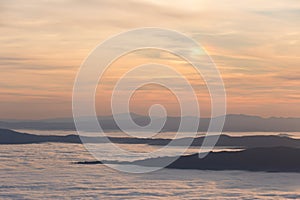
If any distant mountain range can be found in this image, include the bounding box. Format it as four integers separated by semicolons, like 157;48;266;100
0;114;300;132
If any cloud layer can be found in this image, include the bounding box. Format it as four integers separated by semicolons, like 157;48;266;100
0;0;299;119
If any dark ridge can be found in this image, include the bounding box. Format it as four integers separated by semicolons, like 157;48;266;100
133;147;300;172
75;160;120;165
0;128;89;144
149;134;300;149
76;147;300;173
1;129;300;150
76;161;103;165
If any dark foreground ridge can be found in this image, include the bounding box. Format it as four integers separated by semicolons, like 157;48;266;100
77;147;300;173
1;128;300;149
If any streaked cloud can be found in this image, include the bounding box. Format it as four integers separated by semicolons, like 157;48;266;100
0;0;299;119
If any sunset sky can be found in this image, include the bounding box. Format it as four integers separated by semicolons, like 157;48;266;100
0;0;299;119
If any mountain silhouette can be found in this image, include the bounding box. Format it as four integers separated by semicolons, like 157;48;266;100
77;147;300;172
0;114;299;132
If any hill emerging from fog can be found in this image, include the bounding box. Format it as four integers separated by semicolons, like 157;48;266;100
78;147;300;173
132;147;300;172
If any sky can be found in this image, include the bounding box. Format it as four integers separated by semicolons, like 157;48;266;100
0;0;299;119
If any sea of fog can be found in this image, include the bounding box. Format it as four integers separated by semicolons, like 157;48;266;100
0;130;299;199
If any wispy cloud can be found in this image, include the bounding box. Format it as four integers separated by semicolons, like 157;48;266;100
0;0;299;119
